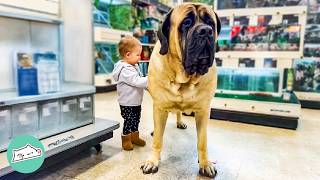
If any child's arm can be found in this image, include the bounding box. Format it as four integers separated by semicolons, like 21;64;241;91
120;67;148;88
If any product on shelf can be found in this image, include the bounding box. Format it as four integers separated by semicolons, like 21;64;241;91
304;25;320;43
34;52;60;94
138;61;149;77
293;59;320;92
95;43;120;74
239;58;255;67
217;0;307;10
234;16;249;26
215;58;223;67
307;12;320;24
218;25;301;51
217;67;280;93
264;58;277;68
93;5;112;27
220;17;230;26
16;53;39;96
93;0;133;31
304;44;320;57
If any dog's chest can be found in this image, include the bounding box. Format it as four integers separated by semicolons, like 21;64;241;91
169;81;199;101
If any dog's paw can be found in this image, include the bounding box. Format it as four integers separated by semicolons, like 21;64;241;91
177;122;187;129
141;160;159;174
199;162;217;178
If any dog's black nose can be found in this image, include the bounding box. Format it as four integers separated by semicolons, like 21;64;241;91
198;25;213;36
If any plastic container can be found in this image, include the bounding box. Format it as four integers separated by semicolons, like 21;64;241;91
12;103;39;137
0;107;11;151
77;95;94;126
61;98;78;131
39;100;61;138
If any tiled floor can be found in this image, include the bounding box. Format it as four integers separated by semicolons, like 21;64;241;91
30;92;320;180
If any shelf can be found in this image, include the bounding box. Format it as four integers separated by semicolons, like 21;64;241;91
216;51;303;59
215;6;307;16
141;43;155;47
0;1;60;22
294;91;320;101
0;118;120;177
94;26;132;44
212;93;301;118
0;82;95;107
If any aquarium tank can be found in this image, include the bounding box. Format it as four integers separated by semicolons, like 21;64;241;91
293;59;320;92
217;68;280;93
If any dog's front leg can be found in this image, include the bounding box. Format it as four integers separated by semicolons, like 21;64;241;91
176;112;187;129
141;106;168;174
195;110;217;178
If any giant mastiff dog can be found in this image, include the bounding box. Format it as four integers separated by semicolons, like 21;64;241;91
141;3;221;178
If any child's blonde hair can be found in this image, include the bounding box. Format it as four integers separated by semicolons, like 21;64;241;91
118;35;141;58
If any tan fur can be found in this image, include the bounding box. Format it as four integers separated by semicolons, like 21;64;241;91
143;3;218;176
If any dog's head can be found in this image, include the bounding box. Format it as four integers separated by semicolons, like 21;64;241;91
157;3;221;75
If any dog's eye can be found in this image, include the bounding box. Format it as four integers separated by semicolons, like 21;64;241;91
180;18;193;32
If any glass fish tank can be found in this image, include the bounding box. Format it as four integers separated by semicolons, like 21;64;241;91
293;59;320;92
95;43;120;75
217;68;281;94
93;0;133;31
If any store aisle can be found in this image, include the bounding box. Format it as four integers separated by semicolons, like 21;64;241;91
29;92;320;180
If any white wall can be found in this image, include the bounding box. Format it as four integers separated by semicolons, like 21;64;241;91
0;18;59;91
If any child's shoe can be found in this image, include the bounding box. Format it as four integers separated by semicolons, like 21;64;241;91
122;133;134;151
131;131;146;146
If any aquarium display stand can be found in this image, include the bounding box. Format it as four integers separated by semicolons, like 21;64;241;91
210;93;301;130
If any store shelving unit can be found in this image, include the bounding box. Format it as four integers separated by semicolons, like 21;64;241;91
295;2;320;109
93;0;133;93
94;25;132;92
0;0;119;177
210;3;307;129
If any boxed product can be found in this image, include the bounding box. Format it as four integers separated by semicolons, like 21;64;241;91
34;52;60;94
16;53;39;96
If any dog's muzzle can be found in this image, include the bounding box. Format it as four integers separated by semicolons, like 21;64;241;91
183;24;215;75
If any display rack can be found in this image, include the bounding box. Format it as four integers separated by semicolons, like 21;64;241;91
0;0;119;177
93;0;133;93
295;2;320;109
94;26;132;92
210;3;307;129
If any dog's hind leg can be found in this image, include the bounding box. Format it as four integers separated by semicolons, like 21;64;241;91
195;110;217;179
141;106;168;174
176;112;187;129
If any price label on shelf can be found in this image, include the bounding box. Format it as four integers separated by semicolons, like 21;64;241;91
42;108;51;117
62;105;70;112
80;102;85;109
0;110;9;117
19;114;28;124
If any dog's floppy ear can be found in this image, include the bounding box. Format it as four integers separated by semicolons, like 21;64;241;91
214;12;221;53
214;12;221;35
157;9;173;55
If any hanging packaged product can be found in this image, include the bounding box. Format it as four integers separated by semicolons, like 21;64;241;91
34;52;60;94
16;53;39;96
